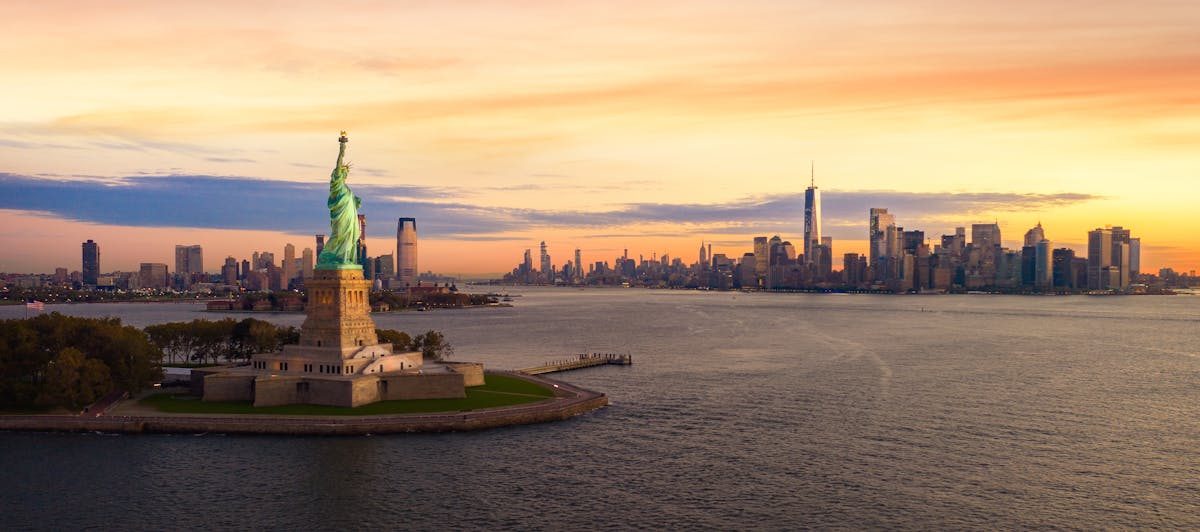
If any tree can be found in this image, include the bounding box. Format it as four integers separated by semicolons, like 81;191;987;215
410;330;453;361
375;329;413;351
37;347;112;408
232;318;279;360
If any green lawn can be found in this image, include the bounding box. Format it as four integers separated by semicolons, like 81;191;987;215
140;374;555;416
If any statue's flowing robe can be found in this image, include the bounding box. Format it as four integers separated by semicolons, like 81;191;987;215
317;143;361;268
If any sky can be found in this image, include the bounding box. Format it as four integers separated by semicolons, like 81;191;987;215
2;0;1198;276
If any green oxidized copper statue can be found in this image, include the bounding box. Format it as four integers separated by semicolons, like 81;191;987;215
316;131;363;270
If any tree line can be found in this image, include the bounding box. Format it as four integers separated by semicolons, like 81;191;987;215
145;318;299;365
0;313;162;409
0;313;454;410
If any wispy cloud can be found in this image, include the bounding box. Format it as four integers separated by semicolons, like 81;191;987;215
0;173;1102;241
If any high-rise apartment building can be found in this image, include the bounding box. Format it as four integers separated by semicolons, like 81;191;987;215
803;177;821;267
396;218;417;287
81;239;100;286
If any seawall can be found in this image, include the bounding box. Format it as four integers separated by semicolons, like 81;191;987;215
0;373;606;435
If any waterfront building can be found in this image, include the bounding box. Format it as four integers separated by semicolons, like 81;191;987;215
869;208;895;282
1087;227;1113;290
139;263;169;290
1021;246;1037;287
843;253;863;286
575;248;583;281
739;253;758;289
1035;239;1053;288
539;241;552;282
521;249;534;283
804;177;821;267
396;218;418;288
1129;238;1141;278
81;239;100;287
1052;248;1075;288
753;236;769;282
1111;226;1132;289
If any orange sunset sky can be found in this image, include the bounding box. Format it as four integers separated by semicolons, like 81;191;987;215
2;1;1198;276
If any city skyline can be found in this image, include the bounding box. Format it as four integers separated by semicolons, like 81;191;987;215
3;2;1199;273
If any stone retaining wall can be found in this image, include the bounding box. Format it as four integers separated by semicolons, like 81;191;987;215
0;374;605;435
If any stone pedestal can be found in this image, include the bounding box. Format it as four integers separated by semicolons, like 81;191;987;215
298;268;378;354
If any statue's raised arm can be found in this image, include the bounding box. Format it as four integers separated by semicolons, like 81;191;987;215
316;131;363;270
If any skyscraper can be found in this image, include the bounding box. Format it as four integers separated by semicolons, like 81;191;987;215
396;218;418;287
539;241;552;281
283;243;297;283
315;234;325;257
972;223;1002;249
575;248;583;281
1023;222;1045;247
869;208;895;281
221;257;238;286
301;247;314;279
753;236;768;281
803;170;821;267
174;245;203;276
522;249;534;283
356;214;368;270
1111;226;1132;289
1129;237;1141;278
1087;227;1113;290
81;239;100;286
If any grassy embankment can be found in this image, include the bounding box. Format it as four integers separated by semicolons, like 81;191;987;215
140;374;555;416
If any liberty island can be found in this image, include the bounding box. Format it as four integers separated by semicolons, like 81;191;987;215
0;134;609;433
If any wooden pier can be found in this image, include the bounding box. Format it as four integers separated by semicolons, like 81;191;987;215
518;353;633;375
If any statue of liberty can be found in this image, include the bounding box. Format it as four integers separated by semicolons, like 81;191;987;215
316;131;362;270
